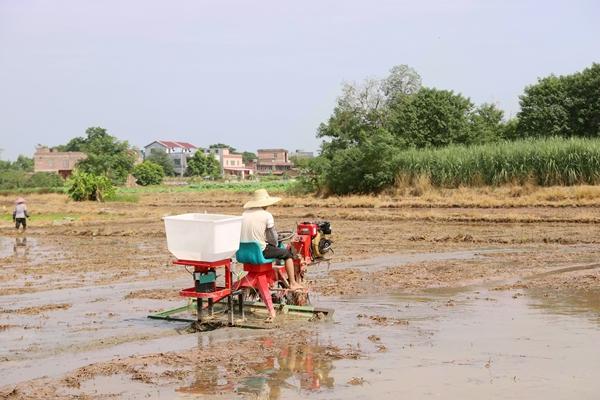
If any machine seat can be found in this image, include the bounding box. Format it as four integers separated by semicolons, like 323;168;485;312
236;242;275;265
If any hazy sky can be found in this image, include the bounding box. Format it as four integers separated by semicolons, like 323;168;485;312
1;0;598;160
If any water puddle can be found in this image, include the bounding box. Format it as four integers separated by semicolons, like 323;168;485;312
0;236;39;260
178;340;337;399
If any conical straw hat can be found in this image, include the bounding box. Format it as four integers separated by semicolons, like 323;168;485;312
243;189;281;209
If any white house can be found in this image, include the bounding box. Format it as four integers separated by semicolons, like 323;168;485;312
144;140;198;176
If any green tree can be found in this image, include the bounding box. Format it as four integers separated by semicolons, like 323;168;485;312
242;151;256;164
209;143;237;152
146;149;175;176
290;156;330;194
317;64;422;159
325;129;398;194
382;64;422;102
55;136;87;152
66;170;116;201
13;155;34;172
517;75;570;137
186;151;221;178
469;103;505;143
74;127;136;185
387;87;476;148
133;161;164;186
502;118;519;140
517;63;600;138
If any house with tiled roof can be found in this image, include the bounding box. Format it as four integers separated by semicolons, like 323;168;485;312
204;147;254;179
143;140;199;176
256;148;293;175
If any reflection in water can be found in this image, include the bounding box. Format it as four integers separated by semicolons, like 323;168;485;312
13;236;28;256
177;335;335;399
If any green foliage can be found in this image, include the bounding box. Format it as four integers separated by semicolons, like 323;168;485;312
0;170;27;189
518;63;600;138
0;170;64;190
63;127;136;185
54;136;87;152
209;143;237;152
470;103;505;143
28;172;64;188
146;149;175;176
242;151;257;164
316;66;513;194
326;129;398;194
133;161;164;186
0;155;34;173
288;155;330;194
393;137;600;188
13;155;34;172
66;170;116;201
502;118;519;140
106;192;139;203
186;151;221;178
388;87;482;147
118;180;292;193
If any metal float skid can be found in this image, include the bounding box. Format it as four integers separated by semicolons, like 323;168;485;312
174;258;242;325
148;257;331;324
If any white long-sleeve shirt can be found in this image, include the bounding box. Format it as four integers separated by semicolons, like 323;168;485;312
14;204;27;218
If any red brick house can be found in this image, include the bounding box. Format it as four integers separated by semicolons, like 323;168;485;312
34;146;87;178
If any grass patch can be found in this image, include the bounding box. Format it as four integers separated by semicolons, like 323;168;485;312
0;187;64;196
120;180;294;194
107;192;140;203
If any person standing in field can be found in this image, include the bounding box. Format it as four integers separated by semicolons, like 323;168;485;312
13;197;29;231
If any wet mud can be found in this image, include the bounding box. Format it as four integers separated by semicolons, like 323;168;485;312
1;192;599;398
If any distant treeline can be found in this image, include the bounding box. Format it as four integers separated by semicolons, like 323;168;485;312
299;63;600;194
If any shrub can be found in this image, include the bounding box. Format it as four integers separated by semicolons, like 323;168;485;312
0;171;64;190
66;170;116;201
28;172;64;188
133;161;164;186
0;170;27;189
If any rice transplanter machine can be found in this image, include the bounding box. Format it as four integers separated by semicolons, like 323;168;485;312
149;213;333;326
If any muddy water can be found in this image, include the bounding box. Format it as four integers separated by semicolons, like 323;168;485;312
2;243;599;398
217;288;600;399
41;286;600;399
0;278;190;385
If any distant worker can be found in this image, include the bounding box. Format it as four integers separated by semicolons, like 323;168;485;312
241;189;303;291
13;197;29;231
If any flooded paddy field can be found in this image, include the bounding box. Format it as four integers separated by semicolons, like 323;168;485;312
1;192;599;399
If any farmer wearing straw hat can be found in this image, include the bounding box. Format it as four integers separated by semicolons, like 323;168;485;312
241;189;304;291
13;197;29;231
